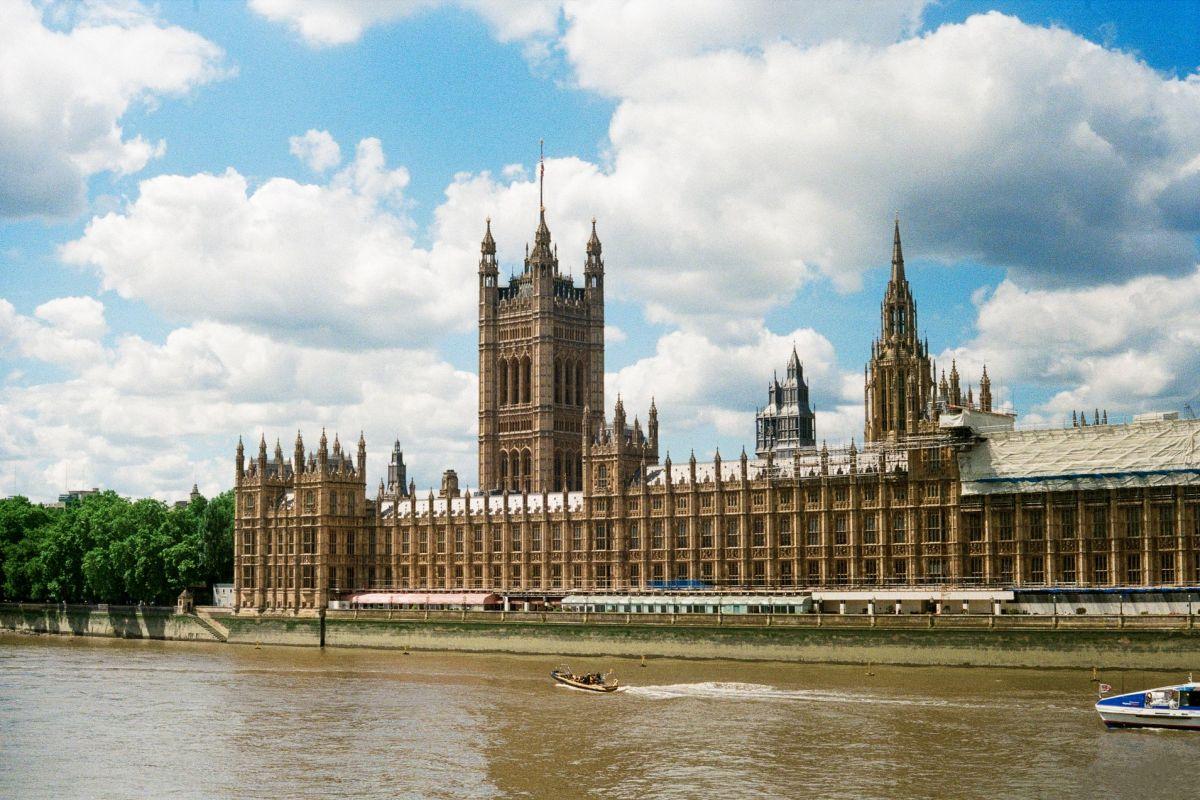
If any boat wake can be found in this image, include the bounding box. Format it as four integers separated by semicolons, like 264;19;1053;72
621;681;962;707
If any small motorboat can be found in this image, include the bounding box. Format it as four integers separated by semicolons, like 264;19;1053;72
551;665;619;693
1095;677;1200;730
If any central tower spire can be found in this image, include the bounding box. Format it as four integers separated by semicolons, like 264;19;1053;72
891;212;905;283
864;216;935;442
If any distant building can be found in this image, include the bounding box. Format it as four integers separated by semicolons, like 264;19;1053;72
57;487;100;507
211;584;234;608
174;483;202;509
755;346;816;458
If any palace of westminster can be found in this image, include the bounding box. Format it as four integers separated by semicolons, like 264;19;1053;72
232;198;1200;611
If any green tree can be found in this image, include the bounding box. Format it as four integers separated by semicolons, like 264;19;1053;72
0;488;234;606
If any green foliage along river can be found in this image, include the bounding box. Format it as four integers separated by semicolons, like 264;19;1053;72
0;490;232;605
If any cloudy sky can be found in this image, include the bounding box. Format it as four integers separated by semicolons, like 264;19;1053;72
2;0;1199;502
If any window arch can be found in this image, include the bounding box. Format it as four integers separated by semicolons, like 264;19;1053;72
509;358;519;405
499;358;508;406
509;450;520;491
521;357;532;404
554;359;562;405
522;449;532;493
575;360;585;408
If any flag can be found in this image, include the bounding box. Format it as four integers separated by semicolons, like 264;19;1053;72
1099;683;1112;693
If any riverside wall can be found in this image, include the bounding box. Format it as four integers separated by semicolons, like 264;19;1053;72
4;603;1198;670
0;603;225;643
315;612;1200;670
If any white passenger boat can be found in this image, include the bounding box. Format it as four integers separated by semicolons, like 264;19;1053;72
1095;678;1200;730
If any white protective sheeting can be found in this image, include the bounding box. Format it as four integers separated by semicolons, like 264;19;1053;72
958;418;1200;496
938;408;1016;432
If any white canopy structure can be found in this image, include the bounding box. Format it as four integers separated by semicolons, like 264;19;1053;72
958;418;1200;496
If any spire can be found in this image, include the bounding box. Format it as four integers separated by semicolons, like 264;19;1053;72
586;217;604;277
538;139;544;214
787;343;801;379
891;212;905;283
979;365;993;412
258;433;267;460
587;217;601;256
481;217;496;256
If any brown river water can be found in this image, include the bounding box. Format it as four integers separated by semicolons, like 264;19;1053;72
0;632;1194;799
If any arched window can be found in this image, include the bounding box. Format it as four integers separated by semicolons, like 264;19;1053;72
522;450;532;492
554;359;562;405
499;358;508;406
510;451;520;491
554;451;563;491
522;357;532;404
564;360;574;405
499;450;509;486
575;360;585;408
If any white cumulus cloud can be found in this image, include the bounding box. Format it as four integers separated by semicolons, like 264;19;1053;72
0;311;477;502
944;268;1200;421
249;0;560;48
0;0;228;218
61;137;470;348
289;129;343;172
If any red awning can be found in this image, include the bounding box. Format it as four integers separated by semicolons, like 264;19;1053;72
347;592;499;606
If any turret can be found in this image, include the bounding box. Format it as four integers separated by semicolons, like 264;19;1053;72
585;218;603;291
273;439;284;473
980;366;993;412
318;428;329;471
526;142;557;290
357;431;367;476
949;360;961;406
294;430;305;475
257;433;268;470
480;218;497;273
647;397;659;449
236;436;245;481
787;345;801;381
388;440;407;495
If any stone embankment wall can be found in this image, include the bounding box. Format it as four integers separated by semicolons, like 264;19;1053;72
0;603;225;642
316;612;1199;670
4;603;1198;670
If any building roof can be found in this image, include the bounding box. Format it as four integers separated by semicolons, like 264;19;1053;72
958;417;1200;496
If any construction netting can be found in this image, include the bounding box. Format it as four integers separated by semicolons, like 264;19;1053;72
958;418;1200;496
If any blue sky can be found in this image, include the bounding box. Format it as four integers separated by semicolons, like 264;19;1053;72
2;0;1199;501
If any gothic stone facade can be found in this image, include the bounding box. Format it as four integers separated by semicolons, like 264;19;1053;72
232;216;1200;611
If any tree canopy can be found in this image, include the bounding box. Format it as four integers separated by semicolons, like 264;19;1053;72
0;490;233;605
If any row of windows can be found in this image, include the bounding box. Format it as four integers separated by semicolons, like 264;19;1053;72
240;505;1200;559
963;506;1191;541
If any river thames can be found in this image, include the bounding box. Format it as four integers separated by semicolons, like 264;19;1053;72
0;633;1193;799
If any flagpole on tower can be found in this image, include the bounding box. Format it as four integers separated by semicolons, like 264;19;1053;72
539;138;544;212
